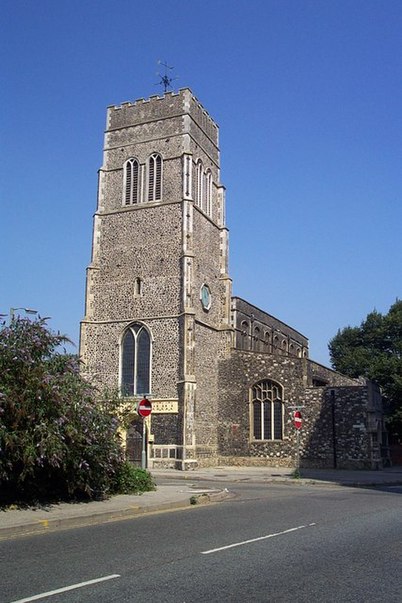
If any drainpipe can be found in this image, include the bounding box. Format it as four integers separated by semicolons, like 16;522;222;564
330;389;337;469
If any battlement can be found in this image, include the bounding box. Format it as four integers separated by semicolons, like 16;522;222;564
106;88;219;145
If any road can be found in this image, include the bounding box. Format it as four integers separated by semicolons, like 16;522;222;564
1;480;401;602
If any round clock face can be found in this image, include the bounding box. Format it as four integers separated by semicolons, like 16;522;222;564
200;284;211;310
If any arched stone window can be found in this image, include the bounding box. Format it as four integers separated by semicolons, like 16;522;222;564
148;153;162;202
120;323;151;397
251;380;283;440
196;159;203;208
123;158;140;205
205;169;213;216
241;320;249;335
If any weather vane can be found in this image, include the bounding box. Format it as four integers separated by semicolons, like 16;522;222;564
155;60;178;92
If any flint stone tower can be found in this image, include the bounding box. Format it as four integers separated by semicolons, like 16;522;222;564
81;88;388;471
80;88;233;469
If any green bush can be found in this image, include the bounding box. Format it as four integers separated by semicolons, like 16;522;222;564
112;462;155;495
0;318;127;504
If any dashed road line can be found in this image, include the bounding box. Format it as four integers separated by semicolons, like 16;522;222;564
201;523;316;554
8;574;120;603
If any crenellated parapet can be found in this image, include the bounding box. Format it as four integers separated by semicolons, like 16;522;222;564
107;88;219;149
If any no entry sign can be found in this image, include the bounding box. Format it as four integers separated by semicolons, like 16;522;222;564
137;398;152;417
293;410;302;430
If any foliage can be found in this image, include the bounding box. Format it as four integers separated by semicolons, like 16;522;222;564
291;468;301;479
112;462;155;495
0;318;141;504
329;300;402;439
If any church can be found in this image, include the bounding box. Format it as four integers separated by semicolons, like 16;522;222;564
80;88;387;470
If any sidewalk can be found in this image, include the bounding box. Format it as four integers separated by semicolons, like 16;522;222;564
152;465;402;487
1;466;401;540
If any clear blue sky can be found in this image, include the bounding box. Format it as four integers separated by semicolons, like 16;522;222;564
1;0;401;365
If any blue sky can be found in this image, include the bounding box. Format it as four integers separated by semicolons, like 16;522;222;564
1;0;401;365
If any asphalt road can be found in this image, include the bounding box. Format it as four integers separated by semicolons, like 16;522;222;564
1;481;401;603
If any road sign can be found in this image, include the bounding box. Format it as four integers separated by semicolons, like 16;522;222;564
293;410;302;430
137;398;152;417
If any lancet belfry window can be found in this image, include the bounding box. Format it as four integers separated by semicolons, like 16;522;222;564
148;153;162;202
196;160;203;209
195;160;213;217
121;323;151;397
251;380;283;440
205;169;212;216
124;158;140;205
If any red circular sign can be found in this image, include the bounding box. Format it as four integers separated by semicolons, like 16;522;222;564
138;398;152;417
293;410;302;430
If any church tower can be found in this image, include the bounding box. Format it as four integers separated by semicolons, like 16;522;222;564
80;88;233;468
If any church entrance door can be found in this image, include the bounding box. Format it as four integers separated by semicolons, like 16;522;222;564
126;420;145;466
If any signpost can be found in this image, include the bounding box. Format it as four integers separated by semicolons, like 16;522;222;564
293;410;302;430
290;408;303;476
137;398;152;418
137;398;152;469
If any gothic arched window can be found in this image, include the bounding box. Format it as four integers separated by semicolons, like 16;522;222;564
148;153;162;202
124;158;140;205
196;159;203;209
205;169;213;216
251;380;283;440
121;323;151;397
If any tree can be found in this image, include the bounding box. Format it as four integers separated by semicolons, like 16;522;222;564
329;300;402;440
0;317;154;504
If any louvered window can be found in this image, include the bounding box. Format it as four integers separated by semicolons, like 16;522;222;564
205;170;213;216
251;380;283;440
196;160;203;208
124;158;139;205
121;323;151;397
148;153;162;202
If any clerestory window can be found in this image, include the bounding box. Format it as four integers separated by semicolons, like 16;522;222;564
251;380;283;440
120;323;151;397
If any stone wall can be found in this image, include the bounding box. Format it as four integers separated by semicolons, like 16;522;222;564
232;297;309;358
216;349;374;469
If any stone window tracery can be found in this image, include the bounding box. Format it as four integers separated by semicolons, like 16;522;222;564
251;380;283;441
121;323;151;397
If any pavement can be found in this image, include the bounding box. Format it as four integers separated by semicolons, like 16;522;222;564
1;465;402;541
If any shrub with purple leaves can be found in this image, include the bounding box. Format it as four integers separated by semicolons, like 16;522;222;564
0;318;128;504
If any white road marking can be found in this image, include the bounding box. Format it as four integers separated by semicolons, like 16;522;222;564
187;489;220;493
9;574;120;603
201;523;316;554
